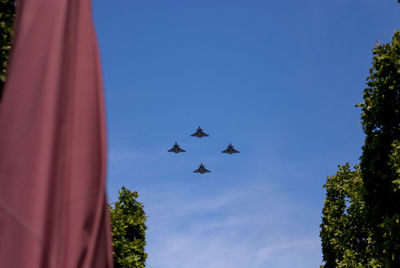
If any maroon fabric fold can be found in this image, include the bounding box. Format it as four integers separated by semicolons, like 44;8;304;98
0;0;113;267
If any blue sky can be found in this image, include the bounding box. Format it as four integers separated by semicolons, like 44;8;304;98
92;1;400;267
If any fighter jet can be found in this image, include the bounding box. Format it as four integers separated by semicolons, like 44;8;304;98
168;142;186;153
222;143;240;154
193;163;211;174
191;126;209;138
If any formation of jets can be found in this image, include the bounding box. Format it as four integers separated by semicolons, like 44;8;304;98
168;126;240;174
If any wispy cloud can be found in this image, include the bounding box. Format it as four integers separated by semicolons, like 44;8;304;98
142;183;321;268
256;239;320;267
107;147;322;267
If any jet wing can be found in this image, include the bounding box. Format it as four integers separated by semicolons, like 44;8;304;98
222;148;230;153
231;148;240;153
178;148;186;152
193;167;211;173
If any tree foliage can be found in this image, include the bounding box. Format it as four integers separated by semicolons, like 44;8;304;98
0;0;15;101
321;32;400;267
110;187;147;268
320;164;375;267
359;30;400;266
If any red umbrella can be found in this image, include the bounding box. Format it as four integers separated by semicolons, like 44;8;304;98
0;0;113;267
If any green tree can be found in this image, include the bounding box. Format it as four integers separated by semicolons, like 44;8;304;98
390;140;400;191
110;187;147;268
0;0;15;101
320;164;375;267
321;31;400;267
359;31;400;266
